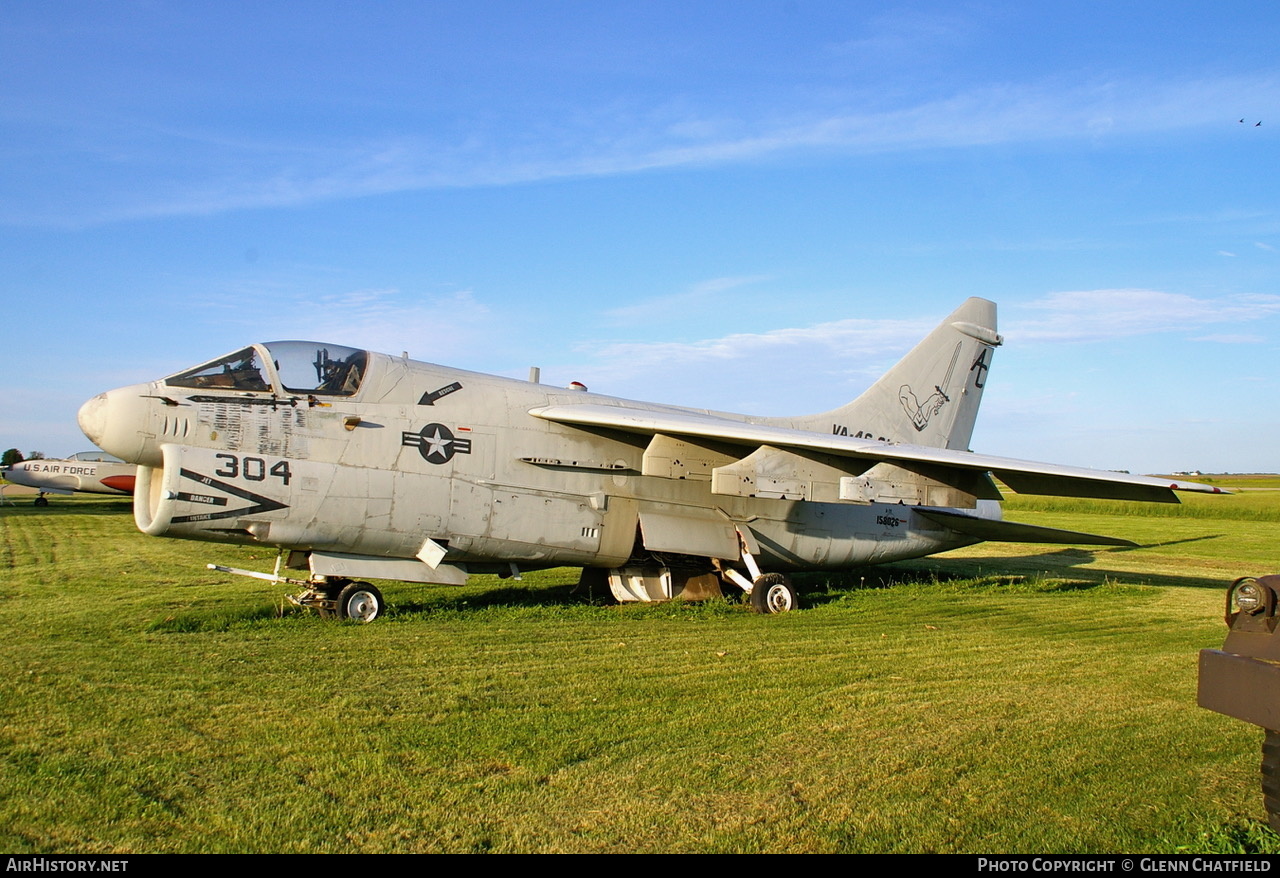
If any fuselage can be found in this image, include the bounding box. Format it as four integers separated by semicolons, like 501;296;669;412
78;341;984;581
2;452;136;497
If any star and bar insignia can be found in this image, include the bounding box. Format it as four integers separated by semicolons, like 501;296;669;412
401;423;472;464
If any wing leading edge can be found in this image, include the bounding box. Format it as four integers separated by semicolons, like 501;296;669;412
528;402;1224;504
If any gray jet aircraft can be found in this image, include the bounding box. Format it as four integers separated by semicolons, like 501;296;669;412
77;298;1221;621
2;451;136;506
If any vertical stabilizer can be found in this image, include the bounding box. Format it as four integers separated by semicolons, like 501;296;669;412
770;298;1002;450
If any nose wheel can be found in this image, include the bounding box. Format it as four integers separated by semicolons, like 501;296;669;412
209;561;387;622
310;579;384;622
335;581;384;622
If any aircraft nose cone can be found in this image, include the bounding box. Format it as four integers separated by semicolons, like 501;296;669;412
77;394;109;448
78;384;159;465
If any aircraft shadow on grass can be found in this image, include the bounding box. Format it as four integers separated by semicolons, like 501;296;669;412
159;542;1236;630
845;537;1233;594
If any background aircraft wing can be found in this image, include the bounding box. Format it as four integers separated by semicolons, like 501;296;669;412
529;403;1225;503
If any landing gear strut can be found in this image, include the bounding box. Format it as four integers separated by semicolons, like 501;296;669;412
289;577;383;622
750;573;798;614
207;558;386;622
717;527;798;614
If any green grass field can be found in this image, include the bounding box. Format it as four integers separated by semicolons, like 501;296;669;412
2;476;1278;853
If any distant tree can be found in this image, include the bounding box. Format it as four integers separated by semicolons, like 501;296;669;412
1;449;23;466
26;451;45;460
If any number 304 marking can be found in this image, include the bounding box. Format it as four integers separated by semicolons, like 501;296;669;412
214;453;292;485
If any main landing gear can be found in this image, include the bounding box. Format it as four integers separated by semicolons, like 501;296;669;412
750;573;798;614
715;528;798;614
604;527;799;614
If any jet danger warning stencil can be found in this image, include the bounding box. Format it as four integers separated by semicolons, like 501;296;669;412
402;423;473;464
171;467;289;524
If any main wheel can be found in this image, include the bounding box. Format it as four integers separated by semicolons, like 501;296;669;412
337;581;384;622
750;573;797;614
33;496;49;507
1263;729;1280;833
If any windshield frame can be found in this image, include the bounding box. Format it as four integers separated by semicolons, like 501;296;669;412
263;341;369;397
164;345;275;393
162;341;371;398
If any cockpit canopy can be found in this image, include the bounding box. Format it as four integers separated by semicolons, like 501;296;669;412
166;342;369;397
70;451;123;462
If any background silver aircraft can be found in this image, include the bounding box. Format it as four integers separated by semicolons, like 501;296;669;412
2;451;136;506
77;298;1221;621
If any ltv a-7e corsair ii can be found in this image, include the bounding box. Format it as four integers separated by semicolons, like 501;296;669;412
78;298;1220;621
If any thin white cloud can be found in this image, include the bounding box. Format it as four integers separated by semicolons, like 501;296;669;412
1007;289;1280;342
603;275;773;324
289;288;499;362
585;289;1280;375
558;288;1280;412
1218;250;1238;257
586;316;928;372
1257;242;1276;252
826;9;974;63
12;71;1280;227
1191;333;1267;344
567;314;934;413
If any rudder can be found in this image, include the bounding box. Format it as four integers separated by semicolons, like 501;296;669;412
771;298;1002;450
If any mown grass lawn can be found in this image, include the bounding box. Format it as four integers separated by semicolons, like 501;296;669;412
1;478;1277;853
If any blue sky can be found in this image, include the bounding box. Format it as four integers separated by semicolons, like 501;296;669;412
2;1;1278;473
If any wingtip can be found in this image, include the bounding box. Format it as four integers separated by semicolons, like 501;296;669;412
1169;481;1230;495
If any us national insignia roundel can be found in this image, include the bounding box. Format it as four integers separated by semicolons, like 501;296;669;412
401;423;472;464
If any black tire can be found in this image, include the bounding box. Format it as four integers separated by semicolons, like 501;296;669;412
315;579;349;620
1263;729;1280;833
33;496;49;507
750;573;797;614
337;581;384;623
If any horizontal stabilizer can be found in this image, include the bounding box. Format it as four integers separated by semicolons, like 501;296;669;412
915;508;1136;547
991;470;1180;504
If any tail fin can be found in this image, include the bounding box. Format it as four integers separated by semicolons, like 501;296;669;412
772;298;1002;450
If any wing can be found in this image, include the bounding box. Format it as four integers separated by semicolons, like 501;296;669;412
529;403;1224;504
913;508;1137;546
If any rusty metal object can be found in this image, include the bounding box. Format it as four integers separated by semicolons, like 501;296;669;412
1198;575;1280;832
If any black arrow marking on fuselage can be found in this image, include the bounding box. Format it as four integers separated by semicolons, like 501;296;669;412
419;382;463;406
171;468;289;523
